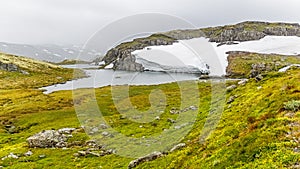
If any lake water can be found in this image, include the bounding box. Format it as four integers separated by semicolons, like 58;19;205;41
41;64;201;94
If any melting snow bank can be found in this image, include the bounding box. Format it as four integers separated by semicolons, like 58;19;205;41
278;64;300;72
132;36;300;76
132;38;212;75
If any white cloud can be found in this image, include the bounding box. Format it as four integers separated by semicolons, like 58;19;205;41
0;0;299;45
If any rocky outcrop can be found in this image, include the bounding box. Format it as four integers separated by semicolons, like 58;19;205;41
0;62;19;72
113;54;144;71
27;130;69;148
207;21;300;43
99;34;175;72
210;30;266;42
263;26;300;36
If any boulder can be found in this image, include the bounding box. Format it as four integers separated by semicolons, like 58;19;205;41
128;151;163;169
170;143;186;152
226;85;237;92
27;130;68;148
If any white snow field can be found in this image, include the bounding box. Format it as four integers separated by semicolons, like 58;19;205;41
132;36;300;76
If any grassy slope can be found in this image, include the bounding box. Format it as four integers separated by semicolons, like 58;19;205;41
226;52;300;78
0;53;85;89
0;58;299;168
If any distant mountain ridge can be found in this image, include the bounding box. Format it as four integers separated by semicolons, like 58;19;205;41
0;42;100;63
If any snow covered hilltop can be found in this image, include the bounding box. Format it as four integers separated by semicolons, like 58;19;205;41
97;21;300;74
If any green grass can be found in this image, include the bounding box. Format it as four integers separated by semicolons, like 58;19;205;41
0;53;85;89
1;52;300;168
0;68;299;168
226;52;300;78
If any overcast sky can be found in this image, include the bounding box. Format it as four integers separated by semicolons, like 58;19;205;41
0;0;299;45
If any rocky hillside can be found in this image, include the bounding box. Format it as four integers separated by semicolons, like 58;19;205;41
226;51;300;78
0;52;85;89
99;21;300;72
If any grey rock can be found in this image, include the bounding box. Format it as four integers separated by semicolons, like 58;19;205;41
167;118;176;123
189;106;198;111
227;96;236;104
255;74;264;81
170;143;186;152
78;151;88;156
99;124;108;129
128;151;163;169
58;128;76;134
24;151;33;156
89;152;100;157
0;62;19;72
7;153;18;159
101;131;110;137
73;153;80;157
226;85;237;92
238;79;248;85
91;127;99;133
27;130;68;148
38;154;46;158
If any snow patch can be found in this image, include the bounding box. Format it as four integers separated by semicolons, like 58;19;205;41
133;36;300;76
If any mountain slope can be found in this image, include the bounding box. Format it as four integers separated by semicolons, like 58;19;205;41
0;42;100;63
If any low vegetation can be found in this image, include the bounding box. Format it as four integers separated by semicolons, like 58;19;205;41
226;51;300;78
0;50;300;168
0;53;85;89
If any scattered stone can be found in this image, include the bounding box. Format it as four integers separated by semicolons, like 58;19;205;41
89;152;100;157
255;74;263;81
20;70;29;75
73;153;80;157
91;127;99;133
227;96;236;104
174;123;189;130
294;147;300;153
257;86;262;90
99;124;108;129
238;79;248;85
24;151;33;156
170;143;186;152
169;109;179;114
78;151;87;156
167;118;176;123
189;106;198;111
5;125;16;134
155;116;160;120
7;153;18;159
38;154;46;158
85;140;102;149
128;151;163;169
226;85;237;92
55;141;67;148
101;131;110;137
58;128;76;134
